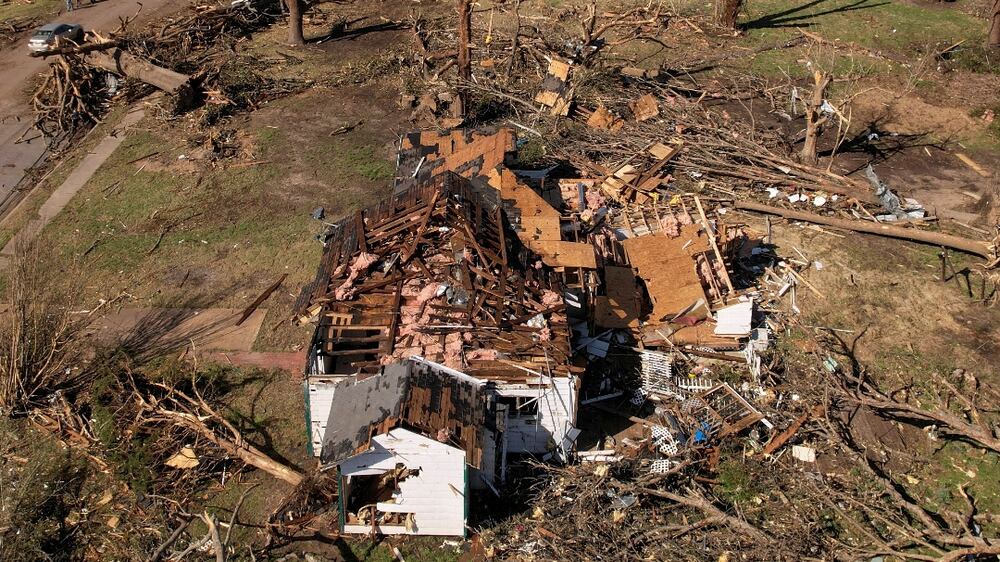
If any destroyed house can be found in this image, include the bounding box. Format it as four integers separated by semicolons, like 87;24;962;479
295;171;579;471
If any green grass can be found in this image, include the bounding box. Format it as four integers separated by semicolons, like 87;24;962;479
716;459;764;506
0;0;61;21
337;145;395;182
739;0;983;78
913;441;1000;530
300;138;394;183
338;536;466;561
38;125;317;293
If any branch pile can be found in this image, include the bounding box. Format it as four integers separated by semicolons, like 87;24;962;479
31;1;306;136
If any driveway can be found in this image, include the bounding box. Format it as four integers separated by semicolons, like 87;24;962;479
0;0;193;203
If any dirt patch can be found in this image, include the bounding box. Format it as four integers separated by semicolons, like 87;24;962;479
313;22;412;61
920;69;1000;114
753;213;1000;386
246;82;407;216
851;90;982;140
833;146;999;228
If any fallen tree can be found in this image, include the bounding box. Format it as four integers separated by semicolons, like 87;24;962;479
128;372;305;486
733;200;996;259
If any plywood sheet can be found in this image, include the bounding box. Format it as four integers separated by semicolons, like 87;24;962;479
527;240;598;269
487;168;596;269
623;225;709;323
642;322;740;350
594;266;640;329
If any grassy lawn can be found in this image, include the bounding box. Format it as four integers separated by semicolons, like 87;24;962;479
34;109;395;350
738;0;984;77
0;0;61;21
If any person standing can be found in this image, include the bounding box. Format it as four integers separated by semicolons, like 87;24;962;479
65;0;74;12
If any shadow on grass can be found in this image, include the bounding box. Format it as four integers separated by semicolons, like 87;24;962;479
824;118;947;174
741;0;889;30
308;19;406;45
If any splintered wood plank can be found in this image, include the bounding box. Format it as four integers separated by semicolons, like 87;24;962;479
354;210;368;253
385;277;404;354
401;189;441;263
694;196;734;294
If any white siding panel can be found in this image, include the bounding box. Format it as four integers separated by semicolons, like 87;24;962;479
306;376;350;457
340;429;466;536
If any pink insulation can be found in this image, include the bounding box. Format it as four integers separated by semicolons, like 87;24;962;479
541;290;562;307
585;189;606;210
466;348;498;361
697;256;720;300
415;282;441;305
333;252;379;300
661;209;680;237
679;205;694;226
537;326;552;342
442;333;465;370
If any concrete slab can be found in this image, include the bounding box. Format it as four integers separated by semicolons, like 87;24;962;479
199;351;308;377
88;307;267;353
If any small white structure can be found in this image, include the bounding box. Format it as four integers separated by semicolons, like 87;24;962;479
338;428;467;536
499;376;578;461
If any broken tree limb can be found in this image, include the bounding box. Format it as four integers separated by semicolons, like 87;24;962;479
637;486;769;542
157;406;305;486
761;404;823;456
135;376;305;486
845;391;1000;454
732;200;995;259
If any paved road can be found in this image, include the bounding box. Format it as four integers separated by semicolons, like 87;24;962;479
0;0;190;200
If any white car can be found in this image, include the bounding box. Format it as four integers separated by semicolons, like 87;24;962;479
27;23;84;53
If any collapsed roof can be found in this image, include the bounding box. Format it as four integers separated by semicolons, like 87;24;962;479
295;171;573;381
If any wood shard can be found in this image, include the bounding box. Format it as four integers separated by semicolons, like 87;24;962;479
587;105;624;131
630;94;660;121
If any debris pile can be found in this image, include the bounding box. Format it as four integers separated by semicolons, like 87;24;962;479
29;2;304;136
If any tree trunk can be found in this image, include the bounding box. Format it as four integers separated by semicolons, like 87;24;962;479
87;49;195;110
87;50;190;94
732;200;994;259
716;0;745;29
990;0;1000;48
457;0;472;116
285;0;304;46
800;70;830;166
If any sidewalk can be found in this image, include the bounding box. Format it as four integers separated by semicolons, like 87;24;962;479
0;106;145;259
